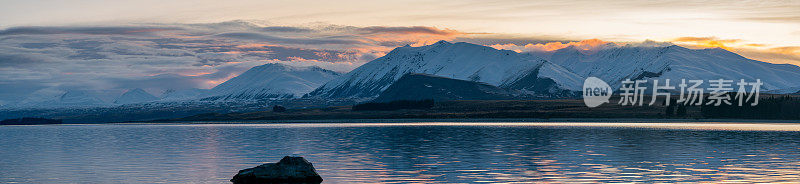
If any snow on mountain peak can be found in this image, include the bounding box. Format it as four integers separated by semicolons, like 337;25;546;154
535;45;800;91
306;41;584;99
205;63;341;101
434;40;452;45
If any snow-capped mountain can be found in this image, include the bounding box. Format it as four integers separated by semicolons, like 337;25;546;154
306;41;583;100
114;88;159;104
533;45;800;91
204;63;341;101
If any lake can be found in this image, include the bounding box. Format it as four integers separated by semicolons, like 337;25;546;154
1;122;799;183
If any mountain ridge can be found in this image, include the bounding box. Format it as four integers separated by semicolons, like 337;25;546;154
533;45;800;90
204;63;342;101
305;41;584;100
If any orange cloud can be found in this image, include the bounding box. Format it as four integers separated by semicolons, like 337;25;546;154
672;37;742;50
202;72;240;88
741;46;800;66
358;26;461;36
182;72;213;77
490;39;614;53
769;46;800;55
745;43;767;47
484;37;800;66
671;37;800;66
358;26;466;47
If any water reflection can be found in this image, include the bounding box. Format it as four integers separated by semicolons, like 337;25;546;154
1;122;799;183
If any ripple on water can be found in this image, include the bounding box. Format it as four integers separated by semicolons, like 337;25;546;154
0;122;799;183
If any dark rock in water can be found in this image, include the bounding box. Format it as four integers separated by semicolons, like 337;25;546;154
231;156;323;184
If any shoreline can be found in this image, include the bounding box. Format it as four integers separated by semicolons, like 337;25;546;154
126;118;800;124
99;119;800;132
6;118;798;127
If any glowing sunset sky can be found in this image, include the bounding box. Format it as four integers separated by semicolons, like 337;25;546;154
2;0;798;64
1;1;797;43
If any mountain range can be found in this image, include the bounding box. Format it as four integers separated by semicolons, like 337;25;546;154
7;64;340;108
305;41;584;100
533;45;800;89
5;41;800;109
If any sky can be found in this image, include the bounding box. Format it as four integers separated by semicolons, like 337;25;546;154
0;0;798;105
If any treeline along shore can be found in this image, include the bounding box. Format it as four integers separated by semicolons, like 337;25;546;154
165;94;800;122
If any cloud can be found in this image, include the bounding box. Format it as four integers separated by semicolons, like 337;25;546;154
357;26;459;35
0;52;47;67
768;46;800;55
106;74;207;91
670;37;800;66
215;32;363;45
260;26;314;33
349;26;467;48
452;35;572;46
486;36;800;67
735;47;800;66
489;39;617;53
742;16;800;23
0;26;179;36
0;22;468;105
1;21;797;106
672;37;743;50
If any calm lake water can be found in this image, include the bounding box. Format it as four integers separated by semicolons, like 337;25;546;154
1;122;800;183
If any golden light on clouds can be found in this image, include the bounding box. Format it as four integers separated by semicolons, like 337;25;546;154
358;26;465;47
482;36;800;67
670;37;800;66
672;37;741;50
489;39;613;53
203;75;237;88
770;47;800;56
